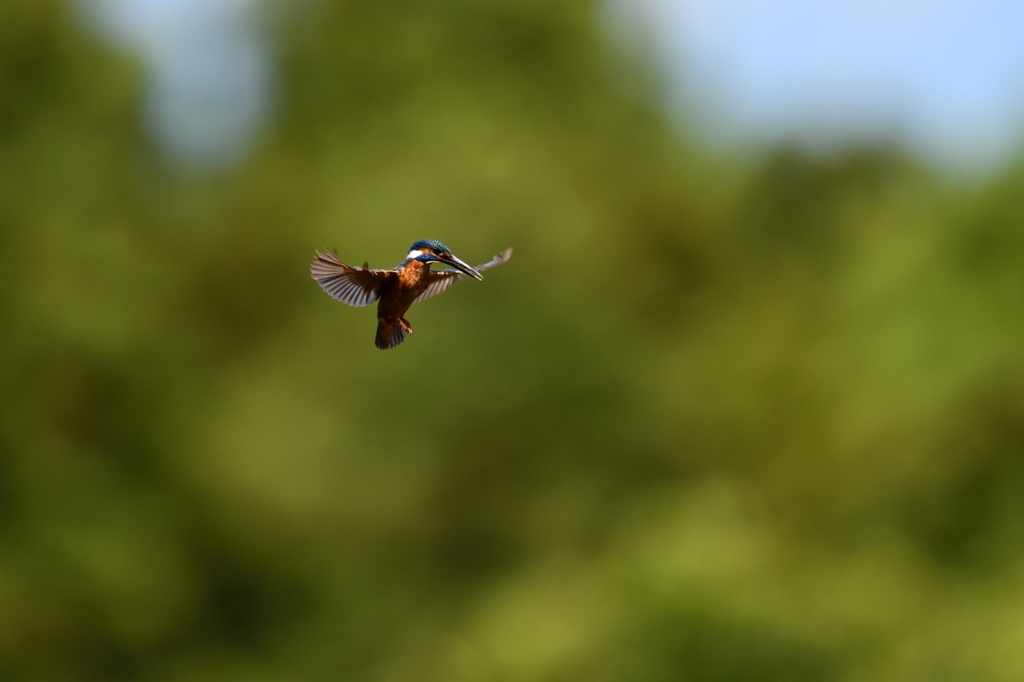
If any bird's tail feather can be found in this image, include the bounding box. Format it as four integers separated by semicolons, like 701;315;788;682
375;319;410;350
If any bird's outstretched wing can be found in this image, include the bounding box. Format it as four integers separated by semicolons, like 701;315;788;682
310;249;396;307
415;248;513;303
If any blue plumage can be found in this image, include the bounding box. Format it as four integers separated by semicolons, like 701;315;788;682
410;239;450;253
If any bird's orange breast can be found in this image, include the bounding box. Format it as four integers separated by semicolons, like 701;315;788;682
377;260;430;320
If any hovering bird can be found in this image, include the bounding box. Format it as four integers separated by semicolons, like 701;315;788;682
311;239;512;349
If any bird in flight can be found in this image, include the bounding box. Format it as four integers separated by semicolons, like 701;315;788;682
311;239;513;349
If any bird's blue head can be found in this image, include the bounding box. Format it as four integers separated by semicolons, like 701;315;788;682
409;239;449;254
402;239;483;280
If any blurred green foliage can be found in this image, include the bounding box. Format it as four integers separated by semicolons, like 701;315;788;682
4;0;1024;680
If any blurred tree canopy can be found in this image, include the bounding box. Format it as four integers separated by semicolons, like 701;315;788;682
4;0;1024;680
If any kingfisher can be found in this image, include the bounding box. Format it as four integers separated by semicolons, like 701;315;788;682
310;239;513;349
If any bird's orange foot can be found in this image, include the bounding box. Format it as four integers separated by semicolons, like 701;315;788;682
398;318;413;333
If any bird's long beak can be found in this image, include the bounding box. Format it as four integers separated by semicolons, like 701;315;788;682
441;253;483;280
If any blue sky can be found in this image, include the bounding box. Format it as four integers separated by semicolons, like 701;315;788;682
624;0;1024;170
81;0;1024;172
79;0;271;167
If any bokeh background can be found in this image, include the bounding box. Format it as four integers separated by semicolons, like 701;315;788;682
4;0;1024;680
